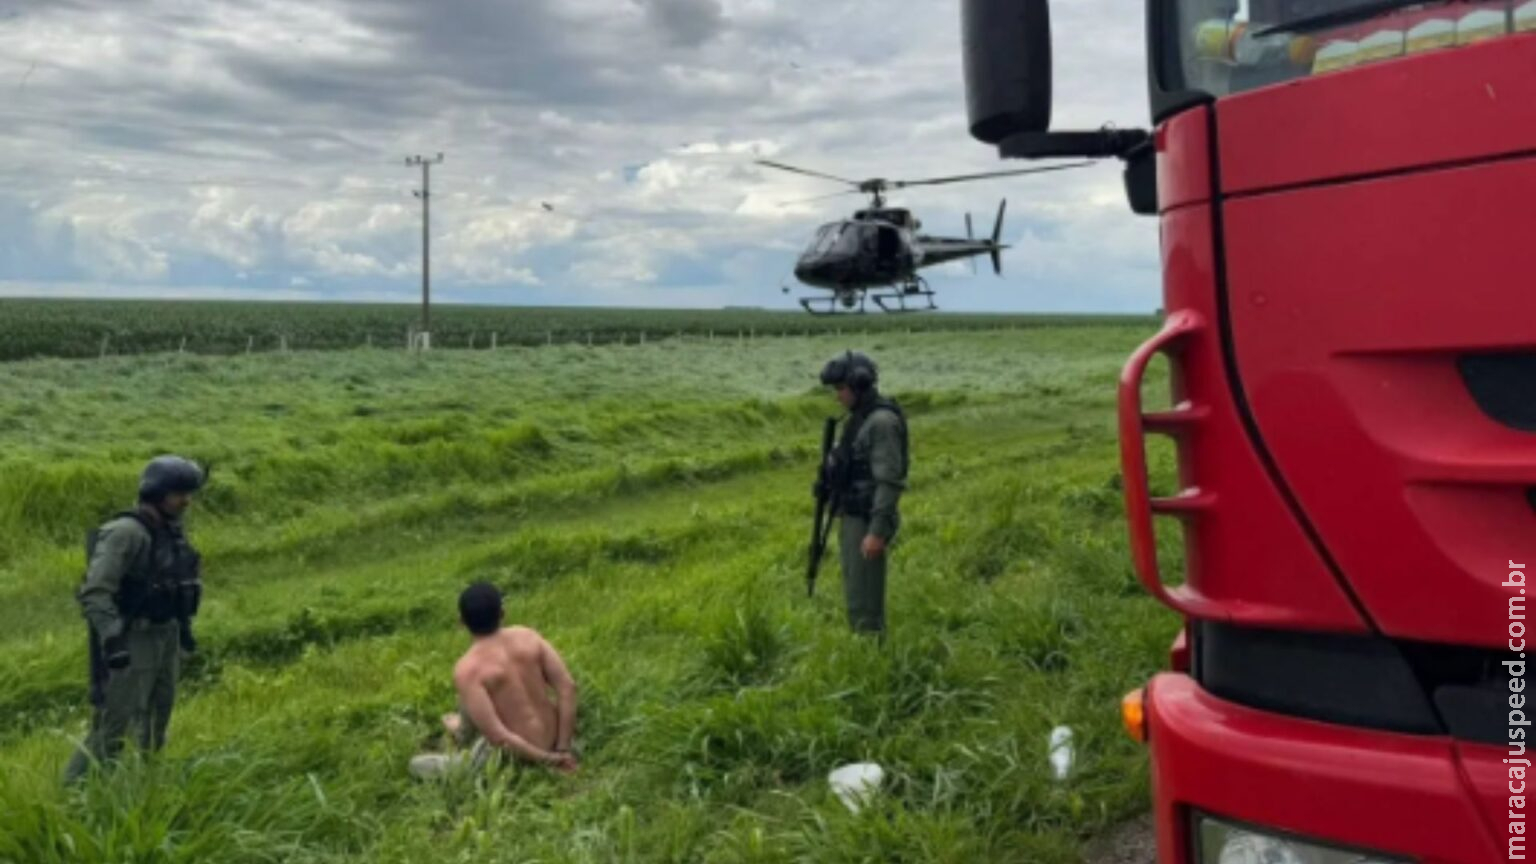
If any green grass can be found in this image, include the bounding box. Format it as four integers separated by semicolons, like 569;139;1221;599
0;326;1178;863
0;298;1156;360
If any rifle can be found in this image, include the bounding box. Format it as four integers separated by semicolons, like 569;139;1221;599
169;524;203;654
807;417;839;597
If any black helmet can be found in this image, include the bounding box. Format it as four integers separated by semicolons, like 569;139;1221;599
139;456;206;502
820;351;878;391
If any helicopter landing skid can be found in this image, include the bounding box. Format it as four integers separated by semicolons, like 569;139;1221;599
798;291;870;316
798;296;857;316
872;286;937;314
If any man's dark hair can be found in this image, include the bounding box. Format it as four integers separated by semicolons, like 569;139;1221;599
458;582;503;636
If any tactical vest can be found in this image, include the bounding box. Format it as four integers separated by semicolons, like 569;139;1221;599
832;396;909;519
85;511;202;625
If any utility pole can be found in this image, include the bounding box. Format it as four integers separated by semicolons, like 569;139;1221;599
405;153;444;350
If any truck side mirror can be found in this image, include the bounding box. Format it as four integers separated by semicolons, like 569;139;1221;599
963;0;1053;145
961;0;1154;213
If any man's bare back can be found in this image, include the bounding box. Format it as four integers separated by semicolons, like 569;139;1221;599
452;626;579;771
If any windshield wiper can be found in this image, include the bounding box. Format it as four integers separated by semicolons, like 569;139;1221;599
1254;0;1427;37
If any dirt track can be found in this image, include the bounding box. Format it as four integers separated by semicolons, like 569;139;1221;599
1084;814;1156;864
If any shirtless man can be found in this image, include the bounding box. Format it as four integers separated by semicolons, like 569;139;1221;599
414;582;579;777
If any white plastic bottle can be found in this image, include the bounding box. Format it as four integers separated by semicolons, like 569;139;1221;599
1048;725;1074;781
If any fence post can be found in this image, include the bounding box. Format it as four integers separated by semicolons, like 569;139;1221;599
178;337;187;354
246;335;254;354
366;333;373;349
588;332;594;347
470;333;477;350
280;334;289;354
99;334;110;358
547;330;553;346
491;332;498;350
640;331;646;345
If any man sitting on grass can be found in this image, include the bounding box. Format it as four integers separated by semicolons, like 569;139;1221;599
410;582;579;778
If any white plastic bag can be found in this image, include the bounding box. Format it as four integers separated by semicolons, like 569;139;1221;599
827;762;884;813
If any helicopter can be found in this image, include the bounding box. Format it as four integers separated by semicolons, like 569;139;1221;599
757;159;1090;314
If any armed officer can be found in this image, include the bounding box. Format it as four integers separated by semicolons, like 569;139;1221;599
819;351;909;634
64;456;206;784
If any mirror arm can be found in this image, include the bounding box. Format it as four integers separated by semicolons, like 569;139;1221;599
998;127;1151;162
995;127;1158;216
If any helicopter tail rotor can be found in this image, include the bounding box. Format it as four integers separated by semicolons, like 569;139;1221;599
965;213;977;275
989;199;1007;276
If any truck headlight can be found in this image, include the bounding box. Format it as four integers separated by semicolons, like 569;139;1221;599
1196;815;1410;864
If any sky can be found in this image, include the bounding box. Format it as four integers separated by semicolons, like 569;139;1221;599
0;0;1159;313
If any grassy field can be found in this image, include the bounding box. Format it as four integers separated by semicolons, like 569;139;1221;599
0;325;1178;863
0;298;1155;361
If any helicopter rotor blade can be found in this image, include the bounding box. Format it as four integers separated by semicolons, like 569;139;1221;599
778;190;864;207
891;161;1093;189
755;160;862;188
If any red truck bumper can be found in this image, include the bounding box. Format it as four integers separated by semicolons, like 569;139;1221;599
1146;673;1504;863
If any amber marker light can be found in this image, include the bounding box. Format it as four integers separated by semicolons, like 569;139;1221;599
1121;688;1148;744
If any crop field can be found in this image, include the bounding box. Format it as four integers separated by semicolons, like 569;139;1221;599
0;322;1178;863
0;299;1155;361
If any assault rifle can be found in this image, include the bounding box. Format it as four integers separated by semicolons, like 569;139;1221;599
807;417;839;598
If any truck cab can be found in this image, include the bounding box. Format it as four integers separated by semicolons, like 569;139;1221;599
962;1;1536;861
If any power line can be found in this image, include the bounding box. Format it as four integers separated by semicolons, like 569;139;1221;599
0;167;556;205
0;169;409;199
0;102;388;150
0;166;572;222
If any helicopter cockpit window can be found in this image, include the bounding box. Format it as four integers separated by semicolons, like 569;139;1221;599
834;225;864;255
852;225;874;251
811;225;841;256
856;224;894;258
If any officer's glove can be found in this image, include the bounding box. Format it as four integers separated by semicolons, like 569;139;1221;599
103;635;131;670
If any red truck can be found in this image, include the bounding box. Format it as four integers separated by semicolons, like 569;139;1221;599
961;1;1535;861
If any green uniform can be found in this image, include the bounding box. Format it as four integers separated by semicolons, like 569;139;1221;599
64;513;197;784
834;394;908;634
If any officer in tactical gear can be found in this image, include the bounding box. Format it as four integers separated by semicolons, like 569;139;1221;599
819;351;908;634
64;455;206;784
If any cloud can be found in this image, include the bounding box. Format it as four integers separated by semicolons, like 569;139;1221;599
0;0;1158;312
635;0;727;47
